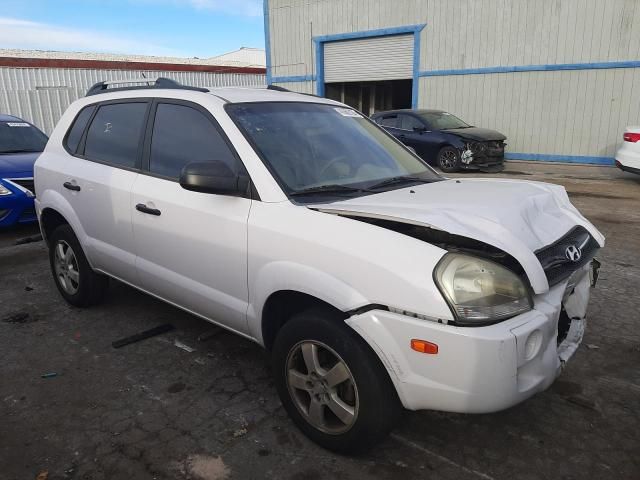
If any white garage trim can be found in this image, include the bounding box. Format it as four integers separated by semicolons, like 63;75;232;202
324;35;414;83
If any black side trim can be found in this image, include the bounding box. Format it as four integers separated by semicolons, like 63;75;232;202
345;304;389;316
616;161;640;175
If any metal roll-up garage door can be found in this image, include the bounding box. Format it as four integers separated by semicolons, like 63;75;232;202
324;34;414;83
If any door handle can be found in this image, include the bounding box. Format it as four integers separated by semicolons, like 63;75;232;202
398;134;407;138
136;203;161;216
63;181;81;192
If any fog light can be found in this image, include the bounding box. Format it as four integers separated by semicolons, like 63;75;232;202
524;330;542;360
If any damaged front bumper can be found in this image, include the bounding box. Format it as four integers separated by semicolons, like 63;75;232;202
460;143;505;171
346;261;595;413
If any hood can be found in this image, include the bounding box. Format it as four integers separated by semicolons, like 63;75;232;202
443;127;506;142
310;178;604;294
0;152;39;178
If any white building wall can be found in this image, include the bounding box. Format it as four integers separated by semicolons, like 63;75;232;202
0;67;265;134
267;0;640;163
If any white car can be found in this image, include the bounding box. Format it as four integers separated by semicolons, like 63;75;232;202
615;127;640;174
34;78;604;453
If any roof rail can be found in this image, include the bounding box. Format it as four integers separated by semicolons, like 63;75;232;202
86;77;209;96
266;85;291;92
266;84;321;98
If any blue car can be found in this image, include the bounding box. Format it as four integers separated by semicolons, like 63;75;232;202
0;114;48;227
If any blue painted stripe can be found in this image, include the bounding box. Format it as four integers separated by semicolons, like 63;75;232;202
263;0;272;85
316;40;325;97
411;26;425;109
505;152;615;165
313;24;427;44
419;61;640;77
272;74;316;83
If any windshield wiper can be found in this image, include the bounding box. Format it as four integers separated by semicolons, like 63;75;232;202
290;184;373;197
367;175;435;190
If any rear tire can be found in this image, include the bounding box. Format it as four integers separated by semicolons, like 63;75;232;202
272;306;401;453
437;146;462;172
49;224;108;307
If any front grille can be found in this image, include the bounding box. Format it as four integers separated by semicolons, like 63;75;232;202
535;226;600;286
473;141;504;158
8;178;35;196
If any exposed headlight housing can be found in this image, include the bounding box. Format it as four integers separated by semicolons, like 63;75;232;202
0;182;13;196
435;253;532;325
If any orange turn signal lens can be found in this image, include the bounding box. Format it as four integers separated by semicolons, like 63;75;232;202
410;339;438;354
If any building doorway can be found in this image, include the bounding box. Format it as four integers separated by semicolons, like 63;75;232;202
324;79;412;116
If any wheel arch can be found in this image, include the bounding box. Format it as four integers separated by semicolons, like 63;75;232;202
40;207;70;246
37;190;89;248
261;290;349;352
251;261;371;349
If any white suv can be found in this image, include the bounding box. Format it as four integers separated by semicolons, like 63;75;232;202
35;78;604;453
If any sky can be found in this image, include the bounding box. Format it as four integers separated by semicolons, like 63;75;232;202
0;0;265;58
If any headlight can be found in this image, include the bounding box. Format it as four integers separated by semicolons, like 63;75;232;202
435;253;532;325
0;183;13;196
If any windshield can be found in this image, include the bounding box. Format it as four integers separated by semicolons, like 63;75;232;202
418;112;470;130
0;121;48;154
226;102;441;198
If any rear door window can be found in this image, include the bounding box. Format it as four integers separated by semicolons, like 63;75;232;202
148;102;238;179
84;102;147;168
399;114;425;131
378;115;398;128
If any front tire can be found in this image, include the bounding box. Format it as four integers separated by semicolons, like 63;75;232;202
437;146;462;172
272;307;401;453
49;224;108;307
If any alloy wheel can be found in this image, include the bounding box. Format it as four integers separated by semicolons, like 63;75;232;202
439;150;458;169
53;240;80;295
285;340;359;434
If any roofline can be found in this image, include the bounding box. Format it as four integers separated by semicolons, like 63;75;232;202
0;56;266;75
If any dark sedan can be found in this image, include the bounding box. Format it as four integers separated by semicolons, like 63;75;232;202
371;109;507;172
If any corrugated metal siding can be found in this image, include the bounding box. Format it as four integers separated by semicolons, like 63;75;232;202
0;67;265;134
324;35;414;82
419;68;640;158
270;0;640;72
268;0;640;160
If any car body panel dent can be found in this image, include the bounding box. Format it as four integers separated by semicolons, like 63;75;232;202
310;178;604;294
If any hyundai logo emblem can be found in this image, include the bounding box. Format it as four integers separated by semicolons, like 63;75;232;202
565;245;582;262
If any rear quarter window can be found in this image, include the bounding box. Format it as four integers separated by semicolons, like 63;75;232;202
64;105;95;155
84;102;147;168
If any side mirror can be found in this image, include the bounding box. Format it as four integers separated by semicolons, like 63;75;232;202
180;161;249;196
413;126;428;133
